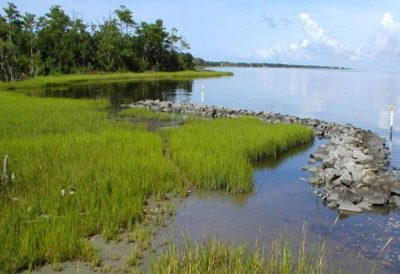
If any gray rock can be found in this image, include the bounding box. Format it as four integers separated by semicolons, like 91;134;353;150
362;175;377;185
351;168;369;184
391;182;400;195
302;166;318;172
326;191;339;202
357;185;390;205
338;189;363;204
335;147;353;158
150;105;160;111
324;168;340;183
357;200;372;211
353;150;373;164
310;152;325;161
390;195;400;207
322;157;335;169
327;201;338;208
338;201;362;213
308;158;317;164
327;178;344;189
339;171;353;186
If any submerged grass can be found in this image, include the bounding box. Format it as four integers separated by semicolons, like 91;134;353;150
0;91;313;272
166;117;313;193
0;70;233;91
151;234;326;274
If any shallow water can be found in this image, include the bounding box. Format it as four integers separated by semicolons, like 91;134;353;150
42;67;400;273
156;139;400;273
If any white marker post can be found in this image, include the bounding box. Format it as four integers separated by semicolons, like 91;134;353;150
390;105;394;141
201;84;205;104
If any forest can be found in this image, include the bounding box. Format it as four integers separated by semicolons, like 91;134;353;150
0;2;196;82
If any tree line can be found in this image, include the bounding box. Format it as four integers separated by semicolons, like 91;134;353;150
0;2;196;82
200;60;349;70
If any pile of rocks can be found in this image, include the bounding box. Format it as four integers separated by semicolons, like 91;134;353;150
124;100;400;212
305;125;400;212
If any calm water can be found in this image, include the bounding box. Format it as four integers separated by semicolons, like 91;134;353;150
43;68;400;273
44;67;400;166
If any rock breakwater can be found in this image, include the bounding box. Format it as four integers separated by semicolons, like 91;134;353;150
124;100;400;213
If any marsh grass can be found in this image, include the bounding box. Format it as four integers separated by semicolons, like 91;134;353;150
0;91;313;272
118;107;180;122
0;70;233;91
0;92;178;273
151;235;326;274
128;224;154;251
128;247;142;267
165;117;314;193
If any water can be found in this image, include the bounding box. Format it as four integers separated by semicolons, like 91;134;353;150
156;139;400;273
43;68;400;273
44;67;400;166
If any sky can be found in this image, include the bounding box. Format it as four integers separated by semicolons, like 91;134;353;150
4;0;400;70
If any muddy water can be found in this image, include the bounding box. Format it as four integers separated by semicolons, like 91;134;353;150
155;139;400;273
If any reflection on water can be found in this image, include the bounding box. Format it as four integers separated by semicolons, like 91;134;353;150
253;139;314;170
41;80;194;107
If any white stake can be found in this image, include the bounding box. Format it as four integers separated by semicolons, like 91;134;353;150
201;84;205;104
390;105;394;141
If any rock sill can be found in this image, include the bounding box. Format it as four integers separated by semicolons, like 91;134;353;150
124;100;400;213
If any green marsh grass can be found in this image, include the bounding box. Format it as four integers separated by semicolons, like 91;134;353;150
118;107;179;122
0;91;313;272
165;117;314;193
151;236;326;274
0;92;178;273
0;70;233;91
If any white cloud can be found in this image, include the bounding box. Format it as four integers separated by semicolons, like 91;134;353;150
381;12;398;29
300;39;309;48
370;12;400;59
299;12;348;54
256;42;311;62
254;12;352;63
252;11;400;66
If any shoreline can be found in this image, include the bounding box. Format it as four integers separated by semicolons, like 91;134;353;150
0;70;233;91
125;99;400;213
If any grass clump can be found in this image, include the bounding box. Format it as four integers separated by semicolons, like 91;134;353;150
151;236;326;274
127;247;142;267
118;107;178;122
166;117;313;193
128;224;154;251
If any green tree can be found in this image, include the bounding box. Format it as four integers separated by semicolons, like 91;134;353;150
115;5;134;35
0;2;195;80
136;19;170;70
3;2;22;43
21;13;40;76
94;18;123;71
0;39;18;81
36;5;71;73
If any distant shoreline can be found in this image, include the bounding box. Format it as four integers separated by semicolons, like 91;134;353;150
0;70;233;91
202;61;350;70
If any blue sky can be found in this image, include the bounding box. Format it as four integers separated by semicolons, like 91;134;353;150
4;0;400;70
